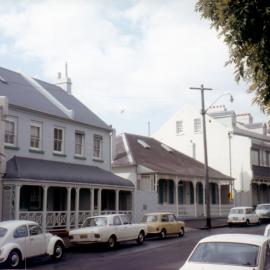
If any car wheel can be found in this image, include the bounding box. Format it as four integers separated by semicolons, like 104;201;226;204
246;219;250;226
228;222;232;227
178;227;185;237
160;229;166;240
7;249;21;269
108;236;116;249
136;231;145;245
52;241;64;261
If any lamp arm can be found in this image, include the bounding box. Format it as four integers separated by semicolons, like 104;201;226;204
205;92;233;113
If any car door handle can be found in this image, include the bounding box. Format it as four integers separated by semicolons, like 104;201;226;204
30;237;35;241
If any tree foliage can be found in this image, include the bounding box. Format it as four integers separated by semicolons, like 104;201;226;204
196;0;270;112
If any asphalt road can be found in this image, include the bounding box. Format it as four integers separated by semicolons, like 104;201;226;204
5;224;268;270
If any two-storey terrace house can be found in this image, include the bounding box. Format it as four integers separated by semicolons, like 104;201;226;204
154;105;270;207
0;67;133;231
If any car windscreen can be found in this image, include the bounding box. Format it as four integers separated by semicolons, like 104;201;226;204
0;227;7;237
143;215;158;222
82;217;107;227
189;242;259;267
229;208;244;214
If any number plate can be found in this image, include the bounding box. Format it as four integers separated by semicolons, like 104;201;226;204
80;234;88;239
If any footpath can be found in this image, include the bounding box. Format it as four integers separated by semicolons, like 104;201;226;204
178;216;228;230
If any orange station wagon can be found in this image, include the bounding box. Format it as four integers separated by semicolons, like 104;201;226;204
142;212;185;239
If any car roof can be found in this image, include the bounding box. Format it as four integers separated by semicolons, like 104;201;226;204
230;206;253;209
0;220;38;229
86;214;127;219
199;234;268;246
144;212;173;216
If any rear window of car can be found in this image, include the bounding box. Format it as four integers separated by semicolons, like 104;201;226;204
143;215;158;222
189;242;259;267
82;217;107;227
229;208;244;214
0;227;7;237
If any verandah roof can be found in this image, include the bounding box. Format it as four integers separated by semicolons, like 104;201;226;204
4;156;134;188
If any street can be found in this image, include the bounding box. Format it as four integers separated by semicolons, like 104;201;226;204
9;224;267;270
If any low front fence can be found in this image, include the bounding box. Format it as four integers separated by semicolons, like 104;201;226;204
19;210;133;230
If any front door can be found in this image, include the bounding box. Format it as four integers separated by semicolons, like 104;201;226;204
28;225;47;257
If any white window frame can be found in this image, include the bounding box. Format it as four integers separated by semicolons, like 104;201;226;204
30;121;42;150
4;116;17;147
75;131;85;157
53;127;65;154
176;120;183;135
93;134;103;160
194;118;202;133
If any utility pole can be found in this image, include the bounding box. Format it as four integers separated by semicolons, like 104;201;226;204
190;84;212;229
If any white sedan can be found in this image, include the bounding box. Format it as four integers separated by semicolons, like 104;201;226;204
0;220;64;269
69;214;147;248
180;234;270;270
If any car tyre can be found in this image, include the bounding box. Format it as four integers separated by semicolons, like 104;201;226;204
7;249;22;269
228;222;232;227
52;241;64;261
160;229;166;240
246;219;250;226
108;236;116;249
136;231;145;245
178;227;185;237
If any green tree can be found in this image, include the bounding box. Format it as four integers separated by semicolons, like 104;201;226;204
196;0;270;112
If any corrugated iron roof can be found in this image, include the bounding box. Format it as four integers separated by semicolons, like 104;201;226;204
113;133;233;181
4;156;134;188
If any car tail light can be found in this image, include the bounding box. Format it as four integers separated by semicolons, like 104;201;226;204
156;227;159;231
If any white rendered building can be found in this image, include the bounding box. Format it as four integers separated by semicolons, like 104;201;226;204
154;105;270;207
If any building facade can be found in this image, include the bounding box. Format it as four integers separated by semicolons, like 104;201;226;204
0;67;133;231
112;133;233;222
154;105;270;207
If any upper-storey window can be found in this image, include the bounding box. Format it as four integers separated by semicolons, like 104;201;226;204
75;131;85;156
194;118;201;133
251;149;260;166
54;127;64;153
93;135;102;160
30;122;42;150
176;120;183;135
4;116;17;147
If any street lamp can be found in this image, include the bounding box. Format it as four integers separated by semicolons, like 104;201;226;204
190;84;212;228
190;85;233;229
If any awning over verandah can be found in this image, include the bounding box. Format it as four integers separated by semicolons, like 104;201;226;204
2;156;134;230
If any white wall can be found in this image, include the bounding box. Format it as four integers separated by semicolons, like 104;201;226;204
154;106;254;206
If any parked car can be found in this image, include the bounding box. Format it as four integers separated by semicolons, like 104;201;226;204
69;214;147;249
0;220;64;269
264;224;270;237
227;206;259;226
179;234;270;270
142;212;185;239
256;204;270;221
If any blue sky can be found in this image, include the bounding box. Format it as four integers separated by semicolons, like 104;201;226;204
0;0;268;135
